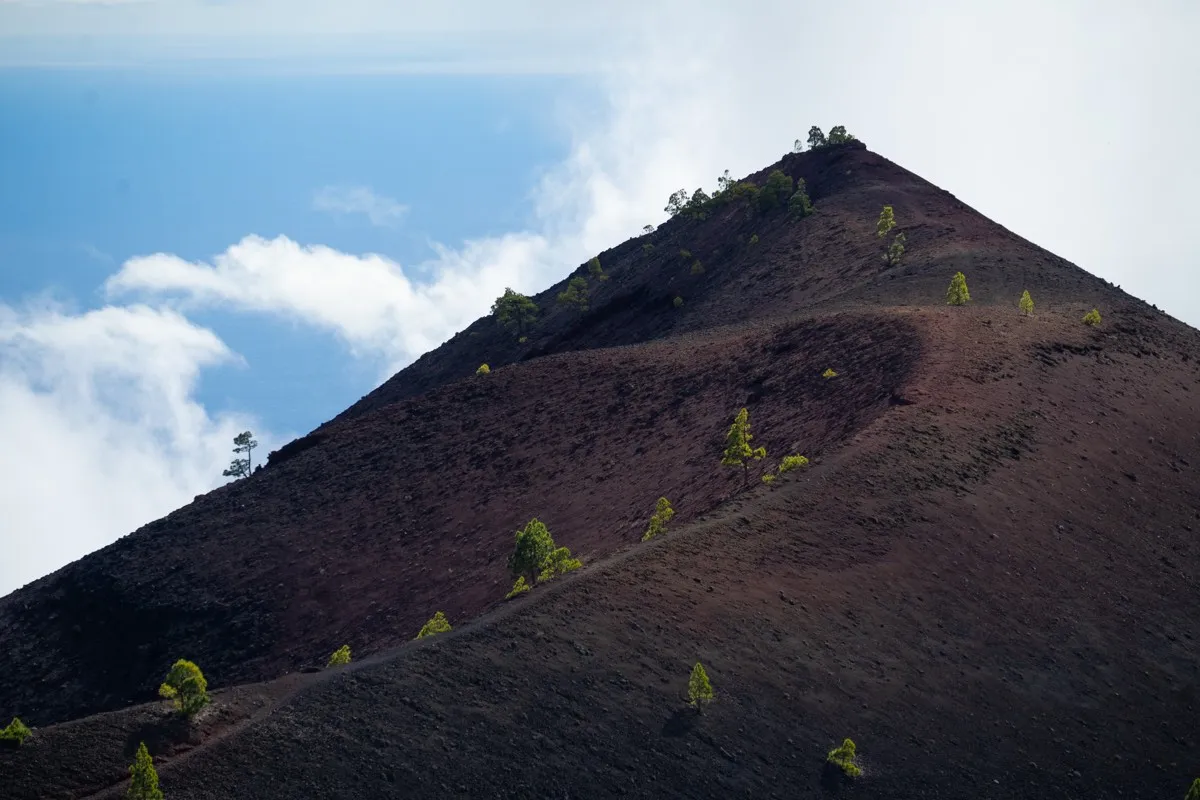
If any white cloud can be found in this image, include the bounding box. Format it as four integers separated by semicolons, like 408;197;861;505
312;186;408;228
0;302;275;595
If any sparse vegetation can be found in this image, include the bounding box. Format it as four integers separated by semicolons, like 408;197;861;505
690;261;704;275
641;497;675;541
492;288;538;338
679;249;692;260
946;271;971;306
416;611;452;639
1019;290;1034;316
788;178;814;218
221;430;258;479
822;368;838;379
749;234;759;245
1185;778;1200;800
761;473;776;484
687;662;714;709
476;363;490;375
758;169;794;213
557;276;590;313
778;454;809;474
827;125;855;145
1083;308;1102;326
721;407;767;486
126;742;163;800
673;296;684;308
588;256;609;282
885;231;907;266
0;717;31;745
158;659;210;718
326;645;351;667
508;518;580;586
826;738;862;778
538;546;582;582
505;576;531;599
641;243;654;254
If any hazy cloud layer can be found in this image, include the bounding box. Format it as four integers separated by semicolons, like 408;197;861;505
3;0;1197;594
0;303;274;593
312;186;408;228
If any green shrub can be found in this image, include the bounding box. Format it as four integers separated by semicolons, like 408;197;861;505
778;454;809;474
0;717;31;745
557;276;590;313
722;408;767;486
749;234;759;245
505;576;531;599
687;662;714;709
326;645;351;667
642;497;676;541
679;248;692;261
518;336;528;343
642;243;655;254
806;125;827;150
673;296;684;308
126;742;163;800
946;271;970;306
689;261;705;275
826;738;862;777
538;546;582;582
788;178;814;218
1019;290;1034;316
822;368;838;379
1185;778;1200;800
492;288;538;338
758;170;794;213
877;205;896;239
416;611;452;639
1083;308;1102;326
761;473;776;484
476;363;490;375
885;231;906;266
588;256;609;282
158;659;210;717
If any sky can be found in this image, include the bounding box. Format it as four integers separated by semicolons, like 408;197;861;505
0;0;1197;595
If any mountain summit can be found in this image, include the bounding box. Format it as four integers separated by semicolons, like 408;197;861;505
3;140;1197;799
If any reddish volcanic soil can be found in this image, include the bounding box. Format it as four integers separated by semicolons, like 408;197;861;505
2;141;1197;799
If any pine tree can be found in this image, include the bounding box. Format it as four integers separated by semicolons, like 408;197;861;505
788;178;814;218
557;276;590;313
587;256;609;282
946;272;971;306
505;576;531;599
687;662;714;709
827;125;855;144
326;645;351;667
508;518;556;584
721;408;767;486
806;126;827;150
491;288;538;337
158;659;210;717
476;363;490;375
876;205;896;239
221;431;258;479
0;717;31;745
1019;290;1034;316
1185;777;1200;800
641;497;676;541
538;546;582;582
126;742;164;800
885;231;907;266
416;611;452;639
826;738;862;777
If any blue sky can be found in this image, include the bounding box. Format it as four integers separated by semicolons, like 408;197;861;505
0;0;1196;596
0;69;572;432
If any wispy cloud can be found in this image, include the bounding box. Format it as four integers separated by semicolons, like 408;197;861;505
312;186;408;228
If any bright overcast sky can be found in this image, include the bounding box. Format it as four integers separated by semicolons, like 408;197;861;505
0;0;1197;594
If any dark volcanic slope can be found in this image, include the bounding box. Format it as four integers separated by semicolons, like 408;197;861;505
3;141;1198;799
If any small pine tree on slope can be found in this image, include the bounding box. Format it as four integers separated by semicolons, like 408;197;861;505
1019;289;1034;315
721;408;766;487
126;742;164;800
688;662;714;709
946;272;970;306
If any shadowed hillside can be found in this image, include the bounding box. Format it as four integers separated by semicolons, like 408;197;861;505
2;141;1198;799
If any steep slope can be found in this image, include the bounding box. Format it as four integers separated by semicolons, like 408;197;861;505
3;141;1198;800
